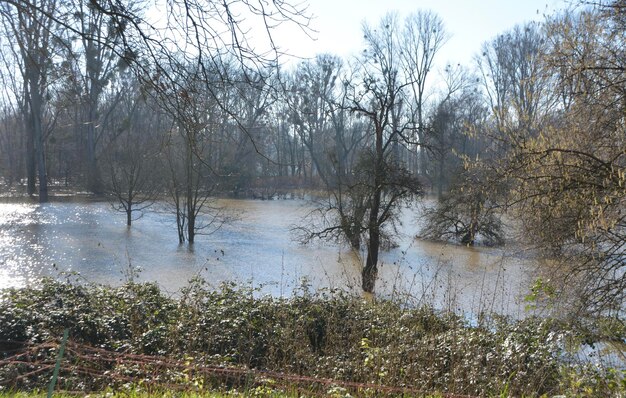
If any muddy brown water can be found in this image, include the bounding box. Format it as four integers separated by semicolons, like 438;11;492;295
0;198;540;317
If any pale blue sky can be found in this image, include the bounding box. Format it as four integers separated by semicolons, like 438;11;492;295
277;0;569;67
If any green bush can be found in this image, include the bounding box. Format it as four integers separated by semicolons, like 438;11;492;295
0;278;623;397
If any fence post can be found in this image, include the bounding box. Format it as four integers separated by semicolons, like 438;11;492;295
47;328;69;398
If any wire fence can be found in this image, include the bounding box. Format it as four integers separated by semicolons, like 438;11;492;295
0;338;478;397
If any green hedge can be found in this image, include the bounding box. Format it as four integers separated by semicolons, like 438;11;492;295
0;278;623;397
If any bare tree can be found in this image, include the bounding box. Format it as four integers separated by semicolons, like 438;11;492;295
348;14;425;292
293;13;446;292
399;10;448;177
476;22;557;144
1;0;60;202
426;64;481;199
285;55;342;186
0;49;26;187
160;61;235;244
421;165;505;247
217;69;276;197
420;65;506;247
103;79;163;226
2;0;312;195
69;0;137;193
288;55;370;250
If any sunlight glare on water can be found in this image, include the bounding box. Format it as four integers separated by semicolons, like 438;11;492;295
0;203;42;288
0;199;536;316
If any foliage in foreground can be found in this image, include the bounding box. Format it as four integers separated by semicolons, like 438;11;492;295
0;390;451;398
0;390;290;398
0;278;624;397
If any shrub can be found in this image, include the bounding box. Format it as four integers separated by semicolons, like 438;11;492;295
0;278;623;397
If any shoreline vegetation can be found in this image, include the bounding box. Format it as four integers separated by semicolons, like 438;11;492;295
0;278;624;397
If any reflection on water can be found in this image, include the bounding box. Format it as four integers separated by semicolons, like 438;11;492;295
0;198;537;316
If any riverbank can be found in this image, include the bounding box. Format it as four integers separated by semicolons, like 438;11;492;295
1;278;624;397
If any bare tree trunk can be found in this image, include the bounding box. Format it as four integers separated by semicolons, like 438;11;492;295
174;190;185;243
349;234;361;250
86;118;101;193
27;74;48;202
25;114;36;196
437;154;444;201
362;190;381;293
362;124;384;293
126;204;132;226
34;119;48;202
186;135;196;244
187;185;195;244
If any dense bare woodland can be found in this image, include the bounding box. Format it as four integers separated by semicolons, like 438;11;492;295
0;0;623;311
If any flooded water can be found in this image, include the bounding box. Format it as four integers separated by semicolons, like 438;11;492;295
0;198;538;317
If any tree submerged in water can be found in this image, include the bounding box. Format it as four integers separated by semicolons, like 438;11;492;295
420;167;505;247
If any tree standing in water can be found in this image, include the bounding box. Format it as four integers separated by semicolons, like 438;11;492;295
346;12;445;292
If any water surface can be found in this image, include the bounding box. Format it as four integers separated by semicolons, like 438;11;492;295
0;198;536;316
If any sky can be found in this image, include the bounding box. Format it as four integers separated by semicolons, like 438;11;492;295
275;0;570;68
